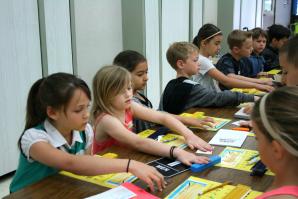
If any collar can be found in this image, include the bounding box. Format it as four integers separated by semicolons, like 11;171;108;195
44;119;83;148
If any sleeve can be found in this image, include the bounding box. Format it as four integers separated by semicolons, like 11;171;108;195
216;56;236;75
84;123;94;150
183;84;254;109
199;56;215;75
21;129;49;160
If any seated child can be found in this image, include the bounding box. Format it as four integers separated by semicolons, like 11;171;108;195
192;24;273;92
240;35;298;127
279;35;298;87
262;24;290;71
216;30;272;90
10;73;165;193
113;50;214;133
249;27;267;77
91;65;212;165
251;87;298;199
159;42;258;115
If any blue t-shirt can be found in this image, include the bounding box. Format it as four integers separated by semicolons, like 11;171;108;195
249;52;265;77
216;53;254;90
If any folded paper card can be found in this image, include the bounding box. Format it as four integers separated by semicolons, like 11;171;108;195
209;129;248;147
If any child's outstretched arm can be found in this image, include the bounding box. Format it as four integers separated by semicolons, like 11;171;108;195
96;113;209;165
227;73;274;92
132;102;212;151
171;114;215;129
29;142;165;192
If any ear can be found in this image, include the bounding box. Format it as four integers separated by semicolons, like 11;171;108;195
232;46;240;53
201;40;207;48
176;60;185;69
46;106;60;121
271;140;286;160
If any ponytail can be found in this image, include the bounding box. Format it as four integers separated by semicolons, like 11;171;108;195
25;77;47;130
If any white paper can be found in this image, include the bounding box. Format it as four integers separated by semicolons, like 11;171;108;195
196;147;214;155
209;129;248;147
85;186;136;199
234;107;250;120
231;120;247;126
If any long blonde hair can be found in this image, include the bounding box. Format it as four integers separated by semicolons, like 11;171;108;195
91;65;131;122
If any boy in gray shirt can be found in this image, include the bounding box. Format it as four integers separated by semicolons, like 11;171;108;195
160;42;257;114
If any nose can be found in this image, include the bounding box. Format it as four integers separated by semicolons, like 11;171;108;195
84;111;90;119
144;74;149;81
124;88;132;97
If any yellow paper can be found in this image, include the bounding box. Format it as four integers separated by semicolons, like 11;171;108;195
165;176;262;199
267;69;281;75
138;129;187;149
231;88;266;96
217;147;274;176
60;154;137;188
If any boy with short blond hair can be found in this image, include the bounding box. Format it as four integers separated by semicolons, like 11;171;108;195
216;30;272;90
159;42;256;114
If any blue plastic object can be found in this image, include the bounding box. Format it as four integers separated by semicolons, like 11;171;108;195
190;155;221;172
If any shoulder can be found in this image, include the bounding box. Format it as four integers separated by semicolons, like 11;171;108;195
183;79;198;85
199;55;215;70
84;123;94;138
20;126;50;159
217;53;234;66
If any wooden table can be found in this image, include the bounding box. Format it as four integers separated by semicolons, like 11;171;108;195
4;107;274;199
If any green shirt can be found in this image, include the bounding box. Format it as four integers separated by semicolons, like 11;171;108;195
10;122;90;193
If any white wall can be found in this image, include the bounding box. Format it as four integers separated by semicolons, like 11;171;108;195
203;0;218;25
40;0;73;74
161;0;190;92
144;0;161;108
0;0;42;176
72;0;123;88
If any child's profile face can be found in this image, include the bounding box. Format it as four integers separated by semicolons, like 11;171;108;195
183;51;200;77
238;37;253;57
280;53;298;86
131;61;148;92
111;82;133;111
204;35;223;56
252;121;274;171
55;89;90;132
253;35;266;55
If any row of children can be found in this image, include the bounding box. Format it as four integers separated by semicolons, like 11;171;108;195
10;29;298;198
192;24;291;93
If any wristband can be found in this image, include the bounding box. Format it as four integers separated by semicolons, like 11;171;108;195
170;146;177;159
126;159;131;173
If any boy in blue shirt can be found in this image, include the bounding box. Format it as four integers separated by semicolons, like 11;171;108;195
216;30;272;90
249;27;267;77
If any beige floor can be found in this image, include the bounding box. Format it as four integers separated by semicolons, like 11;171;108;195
0;173;13;198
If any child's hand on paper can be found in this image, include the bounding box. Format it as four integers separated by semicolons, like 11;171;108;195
184;133;212;152
129;160;166;192
239;120;252;128
183;116;215;129
174;148;209;166
243;104;253;114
